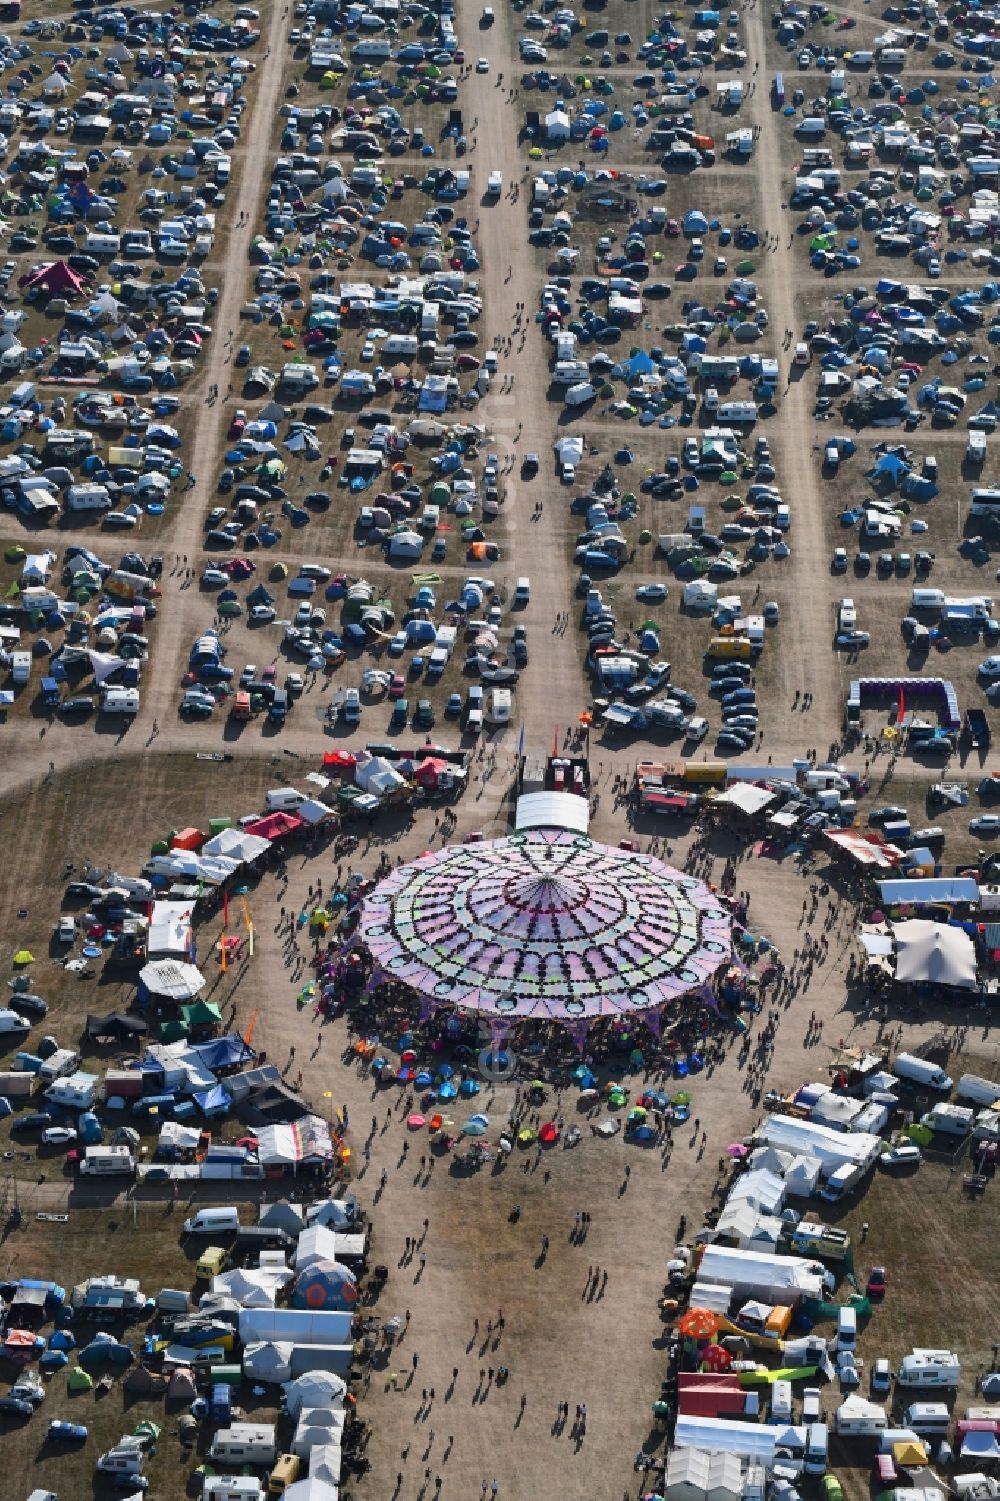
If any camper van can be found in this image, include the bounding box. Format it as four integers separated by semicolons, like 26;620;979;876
920;1103;974;1137
486;687;511;726
903;1403;951;1436
791;1223;851;1262
771;1381;793;1423
804;1423;829;1474
101;687;140;716
209;1426;278;1467
896;1351;961;1389
268;1455;302;1495
79;1146;136;1177
893;1053;952;1092
183;1206;241;1237
204;1481;265;1501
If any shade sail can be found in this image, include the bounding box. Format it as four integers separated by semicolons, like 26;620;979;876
892;919;976;989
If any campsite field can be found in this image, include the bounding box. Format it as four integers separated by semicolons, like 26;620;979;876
1;750;999;1499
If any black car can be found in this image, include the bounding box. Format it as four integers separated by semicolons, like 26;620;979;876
10;995;48;1021
65;881;101;900
60;697;95;716
11;1114;53;1135
0;1397;33;1418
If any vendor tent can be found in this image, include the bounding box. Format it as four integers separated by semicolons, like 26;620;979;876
665;1446;742;1501
892;919;977;989
283;1371;347;1418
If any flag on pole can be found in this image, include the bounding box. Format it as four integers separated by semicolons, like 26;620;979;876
897;685;905;725
553;724;559;756
517;721;525;759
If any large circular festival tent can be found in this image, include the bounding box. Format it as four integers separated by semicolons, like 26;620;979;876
354;829;734;1024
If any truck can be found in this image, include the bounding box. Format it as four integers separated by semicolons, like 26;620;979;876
790;1222;851;1261
964;708;991;748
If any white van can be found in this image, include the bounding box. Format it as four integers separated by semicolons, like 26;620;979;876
265;787;304;811
801;1388;821;1422
893;1053;952;1091
911;588;946;612
771;1380;793;1422
183;1206;241;1236
514;577;531;606
836;1306;858;1351
351;38;390;59
102;687;140;715
956;1073;1000;1107
804;1423;828;1474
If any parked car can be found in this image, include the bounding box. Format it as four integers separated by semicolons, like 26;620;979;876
970;815;1000;836
47;1420;89;1441
865;1265;888;1300
41;1127;77;1147
0;1396;33;1418
870;1358;891;1394
879;1142;921;1169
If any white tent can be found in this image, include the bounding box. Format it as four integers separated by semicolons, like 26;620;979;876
673;1417;777;1464
696;1245;826;1303
295;1224;339;1273
283;1371;347;1418
727;1166;784;1215
148;899;193;958
665;1447;742;1501
243;1341;293;1384
200;827;271;862
308;1443;343;1486
284;1480;340;1501
139;960;205;1003
545;108;570;141
759;1115;881;1173
212;1268;292;1307
893;919;977;989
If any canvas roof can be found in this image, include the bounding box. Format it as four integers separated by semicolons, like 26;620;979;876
893;919;977;988
666;1446;742;1501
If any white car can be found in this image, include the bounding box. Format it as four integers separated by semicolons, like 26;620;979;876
250;604;276;623
979;656;1000;678
55;916;75;944
636;584;668;603
837;598;857;631
202;568;229;587
476;56;489;71
41;1127;77;1147
878;1142;921;1169
871;1358;891;1395
970;815;1000;836
561;462;576;485
285;673;304;695
685;716;710;744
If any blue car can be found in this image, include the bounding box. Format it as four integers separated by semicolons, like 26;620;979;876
445;693;462;717
48;1420;89;1441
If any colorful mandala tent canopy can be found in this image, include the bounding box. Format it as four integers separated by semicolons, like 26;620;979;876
357;830;733;1021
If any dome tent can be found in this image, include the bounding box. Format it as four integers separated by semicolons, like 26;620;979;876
282;1370;348;1418
290;1259;357;1312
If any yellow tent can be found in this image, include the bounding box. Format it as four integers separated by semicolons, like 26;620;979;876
893;1441;928;1467
13;950;34;966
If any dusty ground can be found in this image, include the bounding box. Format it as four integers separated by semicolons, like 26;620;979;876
3;0;1000;1497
